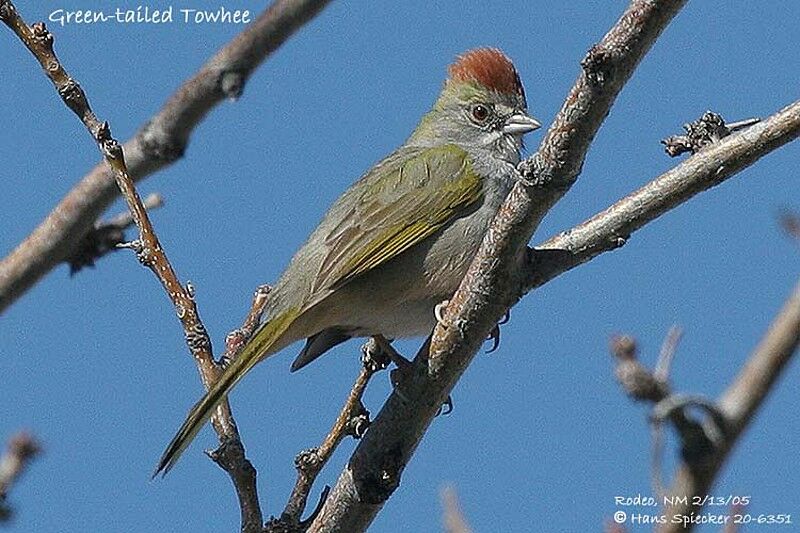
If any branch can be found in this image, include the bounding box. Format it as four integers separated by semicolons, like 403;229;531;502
525;100;800;292
656;279;800;532
268;341;378;531
208;285;273;532
441;486;473;533
310;1;689;530
0;0;332;314
610;333;722;499
66;192;163;274
1;4;277;531
660;111;760;157
0;432;41;522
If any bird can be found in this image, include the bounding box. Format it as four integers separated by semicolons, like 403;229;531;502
156;47;540;475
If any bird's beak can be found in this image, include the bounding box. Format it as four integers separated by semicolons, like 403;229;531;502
503;112;541;135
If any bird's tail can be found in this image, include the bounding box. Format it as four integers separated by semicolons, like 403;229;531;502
154;307;300;476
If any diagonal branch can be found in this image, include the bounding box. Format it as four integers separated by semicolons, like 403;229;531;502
271;361;372;530
0;0;332;314
309;1;689;530
721;280;800;428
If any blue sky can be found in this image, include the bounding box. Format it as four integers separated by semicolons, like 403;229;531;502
1;1;798;531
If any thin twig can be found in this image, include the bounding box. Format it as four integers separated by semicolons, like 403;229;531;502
270;339;384;531
105;193;164;229
611;334;725;504
0;432;41;522
0;0;226;433
208;285;273;532
0;0;333;313
650;412;666;499
282;367;371;524
654;325;683;382
610;335;675;496
607;280;799;533
0;4;266;531
67;192;164;274
220;284;272;368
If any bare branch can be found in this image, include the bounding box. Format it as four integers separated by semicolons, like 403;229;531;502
0;0;332;314
270;343;377;530
654;325;682;382
1;0;223;431
67;193;164;274
0;432;41;522
208;285;273;532
608;282;799;532
0;4;278;530
310;1;689;530
526;100;800;292
441;486;473;533
610;333;724;507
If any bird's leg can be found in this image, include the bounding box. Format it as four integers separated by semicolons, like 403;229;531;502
371;335;414;394
372;334;455;415
486;310;510;354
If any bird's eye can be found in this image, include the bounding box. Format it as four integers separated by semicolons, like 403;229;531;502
470;104;490;122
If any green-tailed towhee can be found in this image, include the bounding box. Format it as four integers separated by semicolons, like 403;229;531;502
156;48;540;475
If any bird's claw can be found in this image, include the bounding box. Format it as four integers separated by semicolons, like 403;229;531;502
434;299;450;325
486;325;501;353
486;310;510;353
436;396;454;416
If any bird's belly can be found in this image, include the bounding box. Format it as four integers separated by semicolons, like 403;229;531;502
296;198;498;342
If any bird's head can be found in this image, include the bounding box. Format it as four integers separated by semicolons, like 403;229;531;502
411;48;540;163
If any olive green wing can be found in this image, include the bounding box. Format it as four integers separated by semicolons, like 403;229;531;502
311;144;483;293
155;145;481;477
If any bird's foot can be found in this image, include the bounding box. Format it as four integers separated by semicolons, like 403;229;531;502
361;337;392;374
370;335;454;413
371;335;415;398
